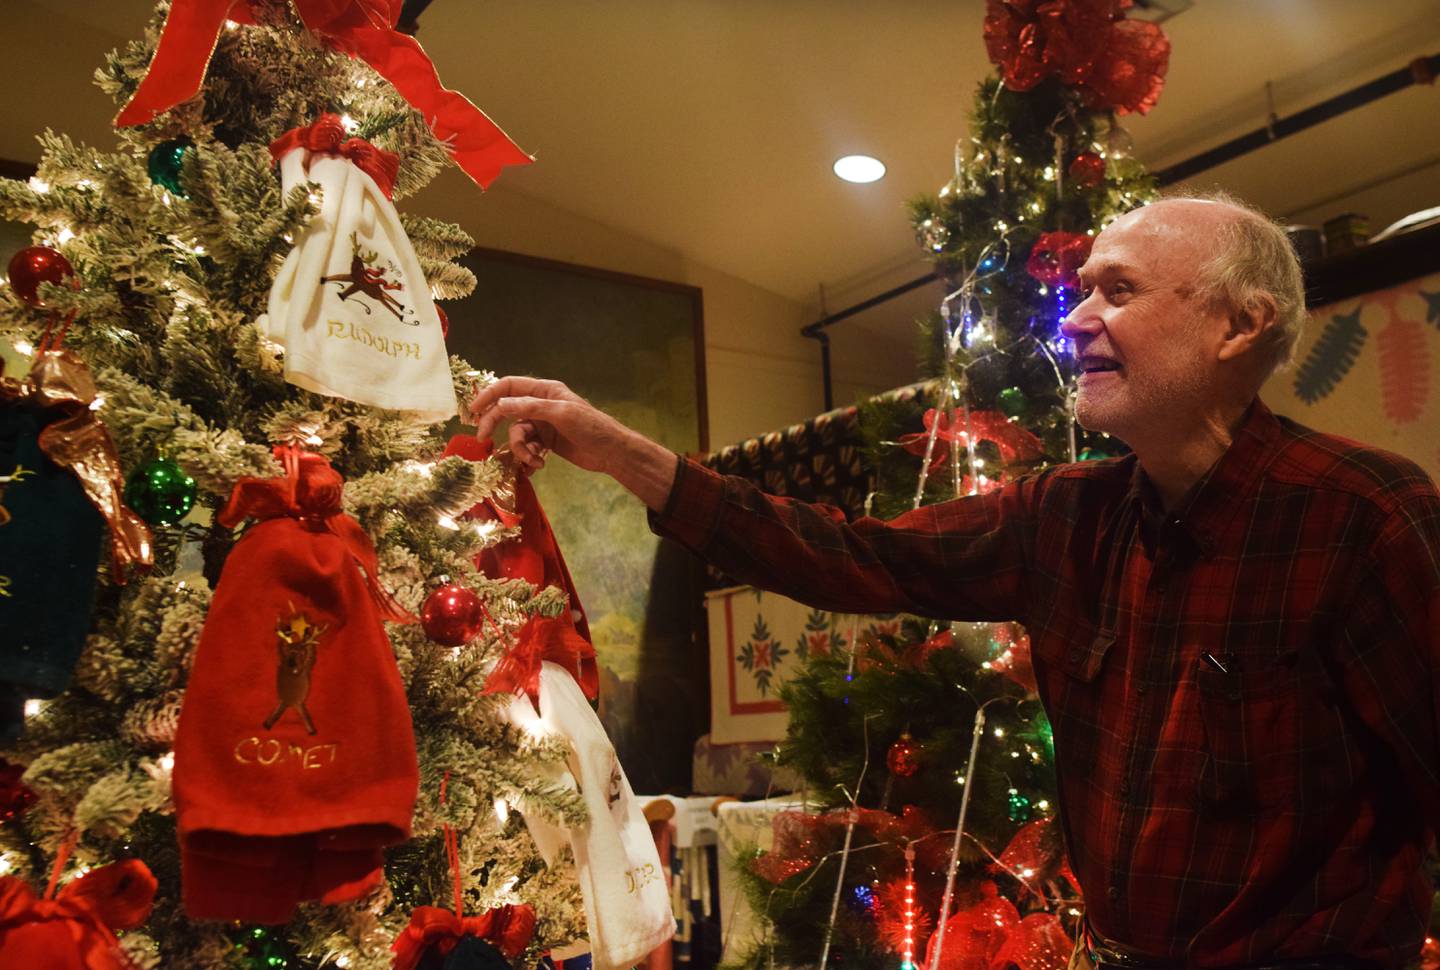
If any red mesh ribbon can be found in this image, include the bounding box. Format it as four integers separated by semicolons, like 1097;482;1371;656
115;0;532;189
444;435;599;701
391;902;537;970
922;881;1020;970
992;912;1073;970
983;0;1170;114
269;115;402;199
748;806;934;884
1026;231;1094;290
218;447;416;623
0;860;157;970
899;407;1045;486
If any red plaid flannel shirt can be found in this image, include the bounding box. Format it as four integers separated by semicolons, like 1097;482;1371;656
650;398;1440;968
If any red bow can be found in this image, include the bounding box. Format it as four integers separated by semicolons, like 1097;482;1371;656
115;0;532;189
269;115;402;199
982;0;1170;115
0;860;157;970
219;447;417;623
443;435;599;700
899;408;1044;485
391;903;536;969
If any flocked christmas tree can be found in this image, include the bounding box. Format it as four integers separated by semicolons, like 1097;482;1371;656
0;2;680;968
732;3;1171;968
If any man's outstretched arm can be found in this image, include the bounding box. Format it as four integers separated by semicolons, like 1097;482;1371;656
469;376;1038;622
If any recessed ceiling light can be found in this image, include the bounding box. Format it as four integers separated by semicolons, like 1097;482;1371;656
833;155;886;183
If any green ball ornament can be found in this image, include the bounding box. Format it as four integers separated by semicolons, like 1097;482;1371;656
1078;447;1114;462
146;138;193;197
124;456;197;526
1007;788;1033;822
996;386;1027;419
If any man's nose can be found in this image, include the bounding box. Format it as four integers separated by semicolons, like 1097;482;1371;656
1060;298;1102;338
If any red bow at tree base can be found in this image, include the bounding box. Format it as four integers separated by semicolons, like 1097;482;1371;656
0;859;157;970
391;903;536;970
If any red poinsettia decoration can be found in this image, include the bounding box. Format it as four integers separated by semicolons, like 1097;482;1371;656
983;0;1171;114
1026;231;1094;290
900;408;1045;493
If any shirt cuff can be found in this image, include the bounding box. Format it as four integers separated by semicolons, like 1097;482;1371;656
647;454;725;553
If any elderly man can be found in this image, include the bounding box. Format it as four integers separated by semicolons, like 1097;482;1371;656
469;196;1440;970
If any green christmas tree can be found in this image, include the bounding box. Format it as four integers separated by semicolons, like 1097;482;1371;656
0;4;595;967
732;4;1171;967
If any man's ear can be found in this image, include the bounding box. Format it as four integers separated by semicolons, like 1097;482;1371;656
1216;295;1277;362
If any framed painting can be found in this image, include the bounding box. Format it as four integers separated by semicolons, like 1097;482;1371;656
445;246;710;792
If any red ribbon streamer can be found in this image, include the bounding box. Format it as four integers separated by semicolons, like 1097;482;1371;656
391;903;537;970
218;446;416;623
115;0;533;189
269;114;402;199
443;435;600;701
482;613;599;706
0;859;157;970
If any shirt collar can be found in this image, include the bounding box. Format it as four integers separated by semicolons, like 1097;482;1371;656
1124;398;1283;558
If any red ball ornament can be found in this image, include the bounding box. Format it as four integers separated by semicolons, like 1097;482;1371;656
887;733;921;777
421;582;483;646
1068;151;1106;188
6;246;74;307
0;760;37;825
435;304;449;340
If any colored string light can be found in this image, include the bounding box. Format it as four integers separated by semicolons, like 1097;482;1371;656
900;842;918;970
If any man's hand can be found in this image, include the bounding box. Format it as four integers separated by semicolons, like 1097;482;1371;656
467;376;679;511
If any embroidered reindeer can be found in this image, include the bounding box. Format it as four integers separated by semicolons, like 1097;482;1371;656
263;608;326;735
0;464;35;527
320;234;411;323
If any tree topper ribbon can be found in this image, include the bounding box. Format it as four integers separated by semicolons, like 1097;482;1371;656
0;860;157;970
218;447;416;623
270;114;401;198
115;0;533;190
391;902;536;970
0;351;154;582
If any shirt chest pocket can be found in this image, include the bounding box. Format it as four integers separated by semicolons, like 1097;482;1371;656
1195;656;1347;814
1047;631;1117;777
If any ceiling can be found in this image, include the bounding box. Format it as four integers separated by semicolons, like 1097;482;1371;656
10;0;1440;328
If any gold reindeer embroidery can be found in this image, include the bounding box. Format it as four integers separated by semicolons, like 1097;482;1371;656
0;464;36;527
263;608;326;735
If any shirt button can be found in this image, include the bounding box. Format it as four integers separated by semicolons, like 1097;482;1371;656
1137;681;1149;694
1069;648;1083;664
1107;886;1121;903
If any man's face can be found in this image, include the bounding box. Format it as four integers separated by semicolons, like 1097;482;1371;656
1061;204;1227;443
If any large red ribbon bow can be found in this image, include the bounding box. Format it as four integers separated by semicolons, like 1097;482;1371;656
391;903;536;969
115;0;533;189
0;860;157;970
269;114;402;199
218;446;417;623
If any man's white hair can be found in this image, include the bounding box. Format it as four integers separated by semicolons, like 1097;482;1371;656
1163;189;1308;380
